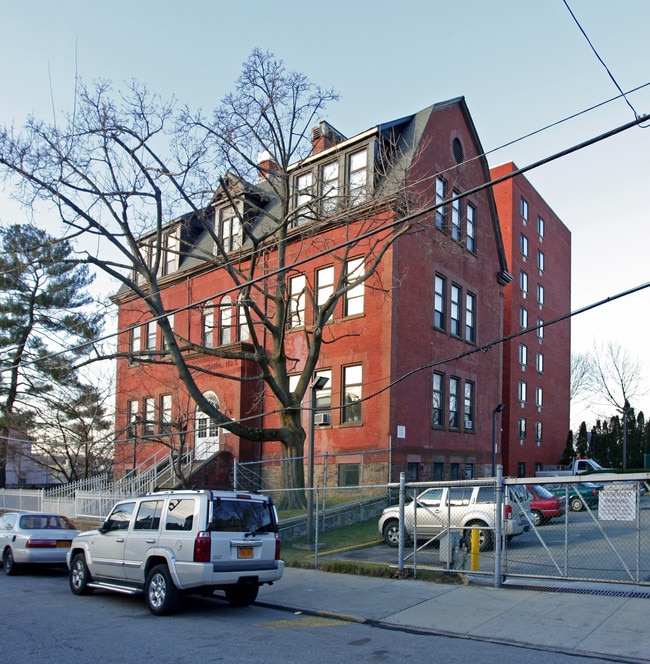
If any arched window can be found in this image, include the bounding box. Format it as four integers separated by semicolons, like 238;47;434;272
202;302;215;348
220;296;233;345
195;391;220;460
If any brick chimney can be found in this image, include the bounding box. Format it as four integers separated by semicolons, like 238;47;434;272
257;150;279;180
311;121;346;155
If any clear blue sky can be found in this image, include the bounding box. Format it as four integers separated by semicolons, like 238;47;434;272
2;0;650;426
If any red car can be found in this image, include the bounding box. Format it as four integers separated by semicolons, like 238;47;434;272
526;485;566;526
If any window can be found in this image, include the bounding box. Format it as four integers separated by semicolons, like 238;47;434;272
321;161;339;214
450;284;461;336
288;274;306;328
314;369;332;419
160;394;172;433
432;372;444;427
517;462;526;478
450;463;459;480
162;314;174;350
134;500;163;531
342;365;362;423
348;149;368;205
537;318;544;340
316;265;334;316
338;464;360;487
435;177;447;230
219;209;241;253
128;400;139;438
537;215;545;238
535;421;543;442
220;296;234;344
520;197;529;223
434;275;446;329
164;499;196;531
537;249;545;272
294;171;314;225
520;270;528;294
466;202;476;252
105;502;135;532
238;300;250;342
143;397;155;436
537;283;544;305
518;417;526;440
519;343;528;366
433;462;444;480
344;258;364;316
163;231;178;276
451;192;461;241
407;462;419;482
520;233;528;258
465;292;476;343
449;377;459;429
202;304;215;348
130;324;141;355
536;352;544;373
519;306;528;329
536;386;543;408
464;381;475;430
518;381;527;403
146;321;157;352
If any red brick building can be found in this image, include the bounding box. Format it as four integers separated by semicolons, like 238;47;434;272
491;163;572;476
112;99;569;487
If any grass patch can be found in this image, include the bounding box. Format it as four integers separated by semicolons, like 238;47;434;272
279;516;465;585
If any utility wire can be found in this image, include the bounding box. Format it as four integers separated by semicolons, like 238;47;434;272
1;110;649;377
563;0;643;122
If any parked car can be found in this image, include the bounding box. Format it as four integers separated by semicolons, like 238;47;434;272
545;482;601;512
526;485;566;526
0;512;80;575
378;484;531;552
66;489;284;615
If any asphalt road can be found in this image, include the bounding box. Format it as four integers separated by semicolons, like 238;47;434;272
1;567;617;664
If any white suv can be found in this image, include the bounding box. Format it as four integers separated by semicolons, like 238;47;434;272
67;489;284;615
379;484;531;551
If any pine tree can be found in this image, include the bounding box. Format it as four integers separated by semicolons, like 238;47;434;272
0;224;103;487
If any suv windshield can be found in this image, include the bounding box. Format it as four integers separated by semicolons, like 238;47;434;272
209;499;276;533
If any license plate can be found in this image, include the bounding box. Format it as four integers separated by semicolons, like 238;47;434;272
237;547;254;559
56;541;71;548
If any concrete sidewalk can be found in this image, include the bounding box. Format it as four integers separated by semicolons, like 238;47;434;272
257;567;650;662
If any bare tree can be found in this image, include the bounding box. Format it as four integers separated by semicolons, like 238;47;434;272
570;352;592;402
588;342;646;413
27;377;114;482
0;51;411;506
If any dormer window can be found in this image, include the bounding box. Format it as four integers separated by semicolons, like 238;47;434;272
348;149;368;205
218;208;241;253
293;172;314;226
321;161;339;214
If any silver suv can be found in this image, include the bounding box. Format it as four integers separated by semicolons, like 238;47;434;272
67;489;284;615
379;484;531;551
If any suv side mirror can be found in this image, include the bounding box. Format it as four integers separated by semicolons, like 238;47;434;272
98;521;111;534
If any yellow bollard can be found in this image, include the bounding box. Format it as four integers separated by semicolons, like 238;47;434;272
470;528;480;571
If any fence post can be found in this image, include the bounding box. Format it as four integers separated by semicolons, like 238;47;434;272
233;459;238;490
314;486;320;570
398;471;406;576
494;466;503;588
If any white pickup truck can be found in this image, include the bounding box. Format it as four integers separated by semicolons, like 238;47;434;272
535;458;609;478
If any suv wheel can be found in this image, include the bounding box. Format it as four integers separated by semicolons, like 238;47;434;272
464;521;492;552
69;553;94;595
225;584;259;607
382;519;401;547
2;548;17;576
146;564;181;616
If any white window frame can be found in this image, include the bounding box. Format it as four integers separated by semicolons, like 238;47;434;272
348;149;368;206
321;161;339;214
344;258;364;317
466;202;476;252
288;274;306;328
342;364;363;423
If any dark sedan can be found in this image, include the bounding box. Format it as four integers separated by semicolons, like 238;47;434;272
545;482;601;512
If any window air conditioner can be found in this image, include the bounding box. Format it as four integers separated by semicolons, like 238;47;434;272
314;413;330;426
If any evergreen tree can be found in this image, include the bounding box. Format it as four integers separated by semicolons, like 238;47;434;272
0;224;103;486
560;429;574;465
576;421;589;457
